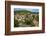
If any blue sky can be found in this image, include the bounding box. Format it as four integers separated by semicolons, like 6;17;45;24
14;8;39;12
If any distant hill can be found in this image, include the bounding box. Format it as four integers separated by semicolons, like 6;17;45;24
14;10;39;15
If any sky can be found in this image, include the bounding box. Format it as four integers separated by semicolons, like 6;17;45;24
14;8;39;12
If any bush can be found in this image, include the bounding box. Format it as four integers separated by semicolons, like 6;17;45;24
25;19;35;26
14;18;19;27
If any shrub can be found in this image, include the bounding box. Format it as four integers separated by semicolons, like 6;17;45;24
25;18;35;26
14;18;19;27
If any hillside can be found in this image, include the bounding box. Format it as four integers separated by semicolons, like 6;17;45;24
14;10;39;15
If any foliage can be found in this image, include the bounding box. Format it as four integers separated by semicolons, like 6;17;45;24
25;18;35;26
14;10;32;14
14;18;19;27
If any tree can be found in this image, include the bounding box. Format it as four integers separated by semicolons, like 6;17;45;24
14;18;19;27
25;18;35;27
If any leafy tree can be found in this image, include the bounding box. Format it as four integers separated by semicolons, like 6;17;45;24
25;18;35;27
14;18;19;27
